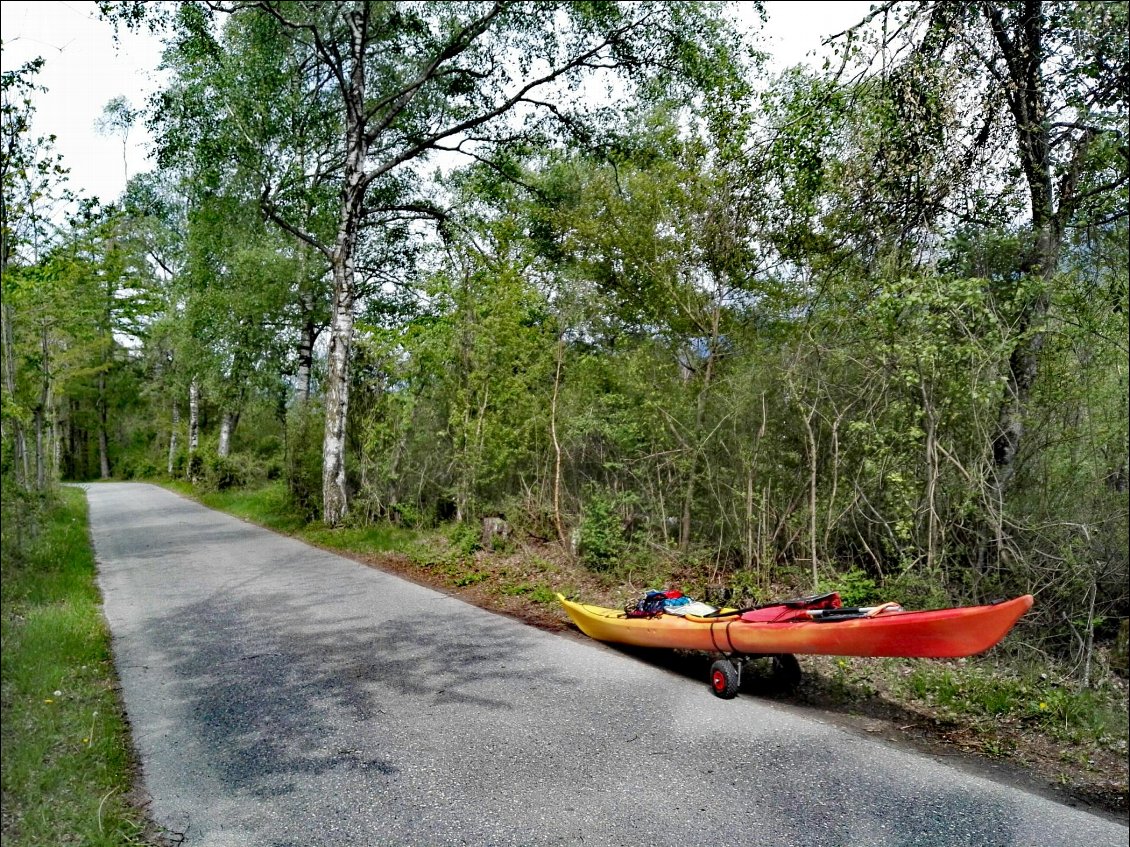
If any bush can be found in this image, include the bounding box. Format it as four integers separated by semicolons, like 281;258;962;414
170;449;187;477
833;568;882;607
187;453;205;482
202;452;262;492
886;568;952;610
499;493;557;542
449;520;482;556
253;435;283;459
123;456;161;480
285;405;323;519
389;502;427;528
576;492;626;572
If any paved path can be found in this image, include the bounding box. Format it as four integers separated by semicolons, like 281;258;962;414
85;482;1127;846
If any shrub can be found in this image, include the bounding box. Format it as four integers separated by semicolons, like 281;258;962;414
834;568;882;607
170;449;187;477
203;453;262;492
186;453;205;482
498;493;557;542
576;492;626;572
886;569;952;610
285;405;323;518
449;520;482;556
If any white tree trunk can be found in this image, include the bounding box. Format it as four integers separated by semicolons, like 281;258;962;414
35;323;50;489
322;262;355;525
35;410;46;490
801;401;819;592
550;338;566;545
218;412;233;458
321;10;367;527
168;401;179;475
296;291;316;403
188;379;200;454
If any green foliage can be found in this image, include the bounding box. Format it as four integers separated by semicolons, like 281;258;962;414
202;452;261;491
899;662;1129;745
576;491;628;572
1;3;1120;688
285;404;324;521
449;520;483;557
0;474;49;568
832;568;882;607
186;453;205;482
499;579;557;605
885;569;953;612
528;584;558;605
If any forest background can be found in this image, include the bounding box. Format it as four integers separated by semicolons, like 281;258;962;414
2;0;1127;743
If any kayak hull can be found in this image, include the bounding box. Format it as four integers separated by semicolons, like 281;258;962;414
557;594;1033;658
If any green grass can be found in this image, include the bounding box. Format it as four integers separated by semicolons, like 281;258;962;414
165;480;417;555
1;487;158;846
897;660;1130;745
165;479;308;534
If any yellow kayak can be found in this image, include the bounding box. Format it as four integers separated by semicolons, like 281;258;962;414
556;593;1034;659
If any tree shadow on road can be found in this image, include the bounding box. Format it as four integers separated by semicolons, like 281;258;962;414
135;587;576;799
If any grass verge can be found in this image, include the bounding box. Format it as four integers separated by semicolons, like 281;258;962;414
164;480;417;554
1;486;160;846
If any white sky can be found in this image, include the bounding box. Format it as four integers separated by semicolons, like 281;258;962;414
1;0;873;206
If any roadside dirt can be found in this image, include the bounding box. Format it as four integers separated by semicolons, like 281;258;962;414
336;542;1129;822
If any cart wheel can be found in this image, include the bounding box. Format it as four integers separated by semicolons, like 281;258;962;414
770;654;802;691
710;659;740;699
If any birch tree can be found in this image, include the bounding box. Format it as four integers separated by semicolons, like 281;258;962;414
123;0;747;525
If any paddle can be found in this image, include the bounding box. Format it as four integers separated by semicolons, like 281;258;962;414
700;592;843;618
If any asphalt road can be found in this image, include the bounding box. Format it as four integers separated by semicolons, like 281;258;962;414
85;482;1127;847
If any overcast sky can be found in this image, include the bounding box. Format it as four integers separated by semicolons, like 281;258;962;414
1;0;873;206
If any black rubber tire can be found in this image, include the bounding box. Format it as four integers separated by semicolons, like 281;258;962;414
709;659;741;699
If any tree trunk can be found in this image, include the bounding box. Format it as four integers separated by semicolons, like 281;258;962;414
985;0;1069;502
920;382;940;577
976;1;1065;571
321;7;370;527
168;401;179;475
34;409;45;490
679;309;721;552
550;336;567;546
805;411;819;591
218;411;235;457
35;322;50;490
51;407;60;480
188;379;200;455
745;469;754;570
322;247;357;526
98;370;111;480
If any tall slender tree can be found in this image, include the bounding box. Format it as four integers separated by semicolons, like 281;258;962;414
118;0;748;524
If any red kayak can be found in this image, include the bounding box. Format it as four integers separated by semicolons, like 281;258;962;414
557;593;1034;659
